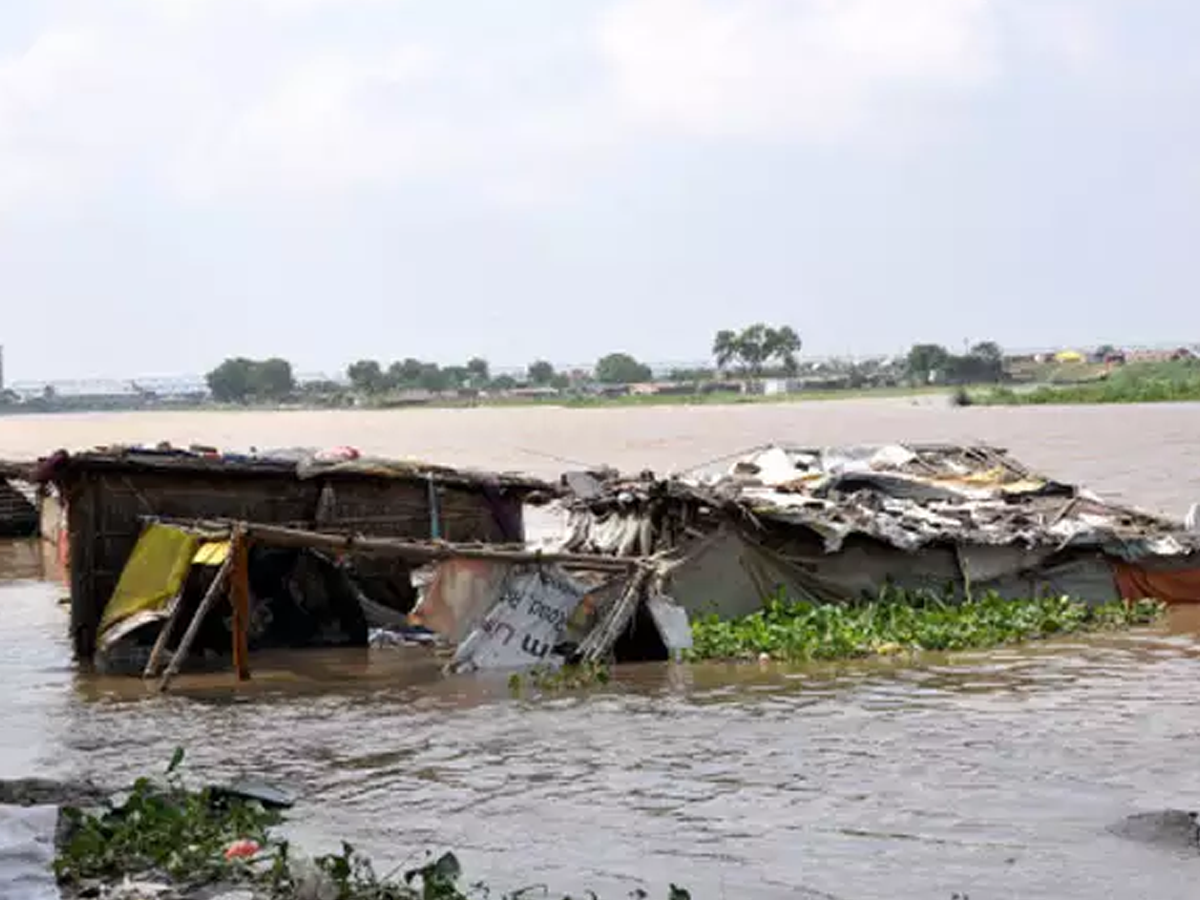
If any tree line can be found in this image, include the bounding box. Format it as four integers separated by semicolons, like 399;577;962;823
905;342;1005;385
203;325;1006;403
205;352;659;402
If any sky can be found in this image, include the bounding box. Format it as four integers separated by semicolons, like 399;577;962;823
1;0;1198;383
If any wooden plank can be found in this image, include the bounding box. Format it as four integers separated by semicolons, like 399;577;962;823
230;529;251;682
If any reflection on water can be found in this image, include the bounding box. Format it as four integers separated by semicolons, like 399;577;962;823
1;558;1200;898
5;404;1200;897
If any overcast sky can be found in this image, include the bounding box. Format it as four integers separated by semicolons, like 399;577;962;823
2;0;1197;382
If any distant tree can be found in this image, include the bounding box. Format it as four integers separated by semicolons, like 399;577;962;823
206;357;256;403
347;359;386;394
491;374;518;391
906;344;951;383
466;357;490;387
441;365;470;390
387;358;425;389
595;352;653;384
970;342;1003;363
713;324;802;375
765;325;802;374
416;363;448;393
527;360;556;386
906;342;1004;385
252;358;295;400
712;330;738;370
207;357;294;402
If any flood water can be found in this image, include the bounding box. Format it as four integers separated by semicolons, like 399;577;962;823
4;399;1200;899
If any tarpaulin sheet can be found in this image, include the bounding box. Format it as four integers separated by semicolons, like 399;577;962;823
193;540;230;566
98;523;199;635
1113;562;1200;605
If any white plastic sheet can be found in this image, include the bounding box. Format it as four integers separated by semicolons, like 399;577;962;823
451;566;588;672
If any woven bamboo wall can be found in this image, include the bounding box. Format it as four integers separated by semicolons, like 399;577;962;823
63;469;524;659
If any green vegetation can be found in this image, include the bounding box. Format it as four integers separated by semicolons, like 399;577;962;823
56;750;691;899
207;357;296;403
906;342;1005;386
687;590;1164;664
712;324;802;375
340;355;578;397
595;352;653;385
508;660;612;695
977;360;1200;406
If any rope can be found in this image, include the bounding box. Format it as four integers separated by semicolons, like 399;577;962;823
672;443;773;477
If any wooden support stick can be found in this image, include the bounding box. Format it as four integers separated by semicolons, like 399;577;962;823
230;529;251;682
157;556;232;693
234;521;641;572
142;581;209;680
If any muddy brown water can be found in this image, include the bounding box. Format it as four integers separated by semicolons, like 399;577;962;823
4;400;1200;899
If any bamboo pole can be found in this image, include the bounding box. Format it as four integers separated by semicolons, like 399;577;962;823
232;521;642;572
229;528;251;682
142;556;231;679
157;556;232;693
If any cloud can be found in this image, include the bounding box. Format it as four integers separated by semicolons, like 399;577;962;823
597;0;1002;140
169;47;448;197
0;0;1108;212
0;29;103;208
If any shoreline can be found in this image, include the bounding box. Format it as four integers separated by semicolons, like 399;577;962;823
0;384;951;418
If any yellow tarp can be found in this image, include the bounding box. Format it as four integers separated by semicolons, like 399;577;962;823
193;541;230;566
98;524;200;635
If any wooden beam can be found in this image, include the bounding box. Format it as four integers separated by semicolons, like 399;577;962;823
158;557;231;693
229;528;251;682
232;521;642;572
141;556;231;680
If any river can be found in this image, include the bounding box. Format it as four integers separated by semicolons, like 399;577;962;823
2;399;1200;899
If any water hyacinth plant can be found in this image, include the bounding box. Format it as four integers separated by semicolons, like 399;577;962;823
687;588;1164;663
54;749;692;900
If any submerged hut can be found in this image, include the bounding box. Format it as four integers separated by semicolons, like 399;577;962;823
32;446;554;660
549;443;1200;616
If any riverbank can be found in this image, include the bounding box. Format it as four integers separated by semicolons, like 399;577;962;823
973;361;1200;406
1;384;951;417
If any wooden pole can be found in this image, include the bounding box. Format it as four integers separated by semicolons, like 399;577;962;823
142;555;231;679
229;528;251;682
158;555;232;693
234;521;641;572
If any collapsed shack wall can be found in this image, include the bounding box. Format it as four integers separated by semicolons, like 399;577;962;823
59;467;525;661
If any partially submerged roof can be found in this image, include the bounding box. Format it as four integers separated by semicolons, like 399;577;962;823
560;443;1199;558
30;445;555;495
